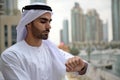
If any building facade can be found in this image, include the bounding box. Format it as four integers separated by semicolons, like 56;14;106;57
112;0;120;41
0;0;5;15
85;9;103;43
31;0;47;3
4;0;18;15
103;21;108;42
71;2;85;42
60;29;63;43
0;0;21;53
62;19;69;45
0;15;20;53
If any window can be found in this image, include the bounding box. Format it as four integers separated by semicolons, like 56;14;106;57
4;25;8;47
11;25;17;45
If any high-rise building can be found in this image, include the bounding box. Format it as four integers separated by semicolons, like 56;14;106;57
112;0;120;41
103;21;108;42
62;19;69;45
85;9;103;43
31;0;47;3
0;0;21;53
85;14;91;42
71;2;85;42
60;29;63;43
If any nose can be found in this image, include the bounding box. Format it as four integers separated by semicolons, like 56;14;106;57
46;21;51;29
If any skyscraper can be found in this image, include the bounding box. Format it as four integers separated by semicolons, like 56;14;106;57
112;0;120;41
60;29;63;43
85;9;103;42
71;2;85;42
103;21;108;42
31;0;47;3
62;19;69;45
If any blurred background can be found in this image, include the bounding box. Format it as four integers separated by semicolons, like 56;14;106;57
0;0;120;80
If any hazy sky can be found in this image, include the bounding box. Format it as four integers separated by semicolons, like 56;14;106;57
18;0;111;45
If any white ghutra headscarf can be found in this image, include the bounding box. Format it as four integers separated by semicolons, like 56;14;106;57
16;2;52;42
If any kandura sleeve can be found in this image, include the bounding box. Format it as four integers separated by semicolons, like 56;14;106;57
59;49;74;60
1;51;30;80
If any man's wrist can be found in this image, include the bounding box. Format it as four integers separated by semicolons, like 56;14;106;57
78;62;88;75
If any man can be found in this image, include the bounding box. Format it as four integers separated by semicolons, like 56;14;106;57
1;2;88;80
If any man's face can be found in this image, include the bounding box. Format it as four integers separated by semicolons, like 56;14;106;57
30;12;52;40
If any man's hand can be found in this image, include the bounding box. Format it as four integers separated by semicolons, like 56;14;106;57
65;56;85;72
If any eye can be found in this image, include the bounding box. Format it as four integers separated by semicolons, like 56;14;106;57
39;18;52;24
40;20;47;24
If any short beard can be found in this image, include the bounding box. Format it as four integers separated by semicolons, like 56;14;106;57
41;29;50;40
42;34;48;40
31;22;49;40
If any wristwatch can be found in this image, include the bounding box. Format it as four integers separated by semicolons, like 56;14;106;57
78;62;88;75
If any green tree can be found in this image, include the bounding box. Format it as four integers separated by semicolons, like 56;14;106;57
70;47;79;55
